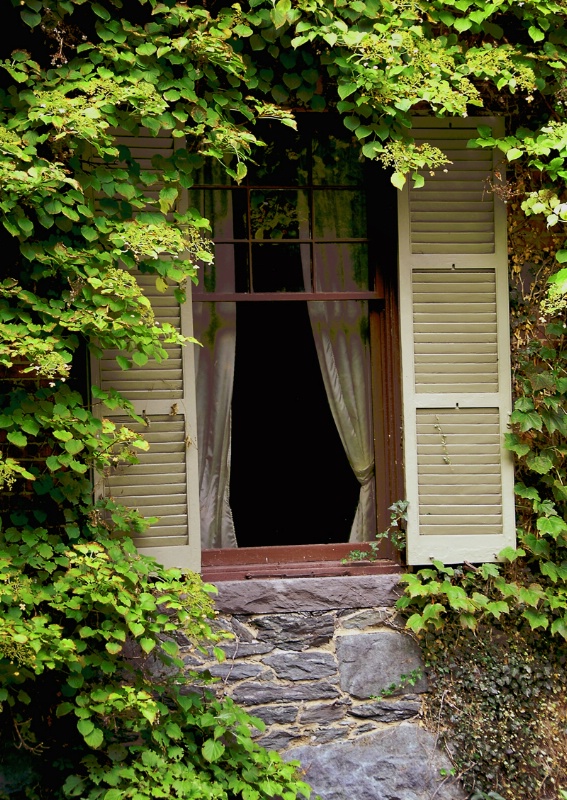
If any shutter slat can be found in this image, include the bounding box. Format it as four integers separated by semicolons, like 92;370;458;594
93;127;200;569
399;117;514;564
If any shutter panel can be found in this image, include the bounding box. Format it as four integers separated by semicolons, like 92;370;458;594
398;117;515;565
91;131;200;571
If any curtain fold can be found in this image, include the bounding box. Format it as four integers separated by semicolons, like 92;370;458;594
191;167;238;549
308;299;376;542
301;186;376;543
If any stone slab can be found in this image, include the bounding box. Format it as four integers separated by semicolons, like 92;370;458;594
230;680;340;705
263;651;338;680
286;724;465;800
348;699;421;721
214;575;401;614
252;613;335;650
336;631;428;699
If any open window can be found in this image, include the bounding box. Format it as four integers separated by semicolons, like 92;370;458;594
94;116;515;575
190;117;402;576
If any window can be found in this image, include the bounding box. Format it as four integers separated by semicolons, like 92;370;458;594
94;116;515;573
190;117;401;564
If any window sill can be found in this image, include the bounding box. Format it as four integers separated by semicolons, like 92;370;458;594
201;543;401;583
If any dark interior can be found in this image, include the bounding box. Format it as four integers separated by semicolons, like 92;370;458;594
230;301;360;547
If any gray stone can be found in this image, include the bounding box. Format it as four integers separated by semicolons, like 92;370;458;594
207;662;266;681
286;724;465;800
263;651;338;680
252;613;335;650
349;699;421;722
220;616;256;642
307;725;353;744
221;640;274;658
257;729;303;751
230;680;340;705
299;701;348;724
336;631;427;699
251;705;299;725
340;609;398;629
214;575;401;614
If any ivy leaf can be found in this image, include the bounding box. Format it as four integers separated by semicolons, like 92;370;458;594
64;439;84;455
202;739;225;762
132;351;148;367
337;82;358;100
391;172;406;190
159;186;178;213
21;9;42;27
140;638;155;654
528;25;545;42
84;727;104;749
526;452;554;475
522;608;548;630
550;616;567;639
7;431;27;447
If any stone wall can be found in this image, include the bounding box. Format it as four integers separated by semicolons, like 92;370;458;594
186;575;465;800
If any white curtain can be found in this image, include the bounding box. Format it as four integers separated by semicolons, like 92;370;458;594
301;190;376;543
308;298;376;542
192;174;237;549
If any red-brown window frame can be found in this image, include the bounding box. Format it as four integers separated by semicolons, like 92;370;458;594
194;122;404;579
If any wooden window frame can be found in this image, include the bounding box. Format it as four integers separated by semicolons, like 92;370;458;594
195;125;404;580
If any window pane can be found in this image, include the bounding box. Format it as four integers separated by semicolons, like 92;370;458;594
193;244;245;294
313;190;367;239
251;243;310;293
247;121;309;186
250;190;310;240
187;188;247;240
314;243;369;291
312;133;364;186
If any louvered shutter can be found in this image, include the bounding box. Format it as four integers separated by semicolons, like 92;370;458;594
91;131;200;571
398;117;515;565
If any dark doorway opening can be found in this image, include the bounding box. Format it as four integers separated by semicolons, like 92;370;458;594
230;301;360;547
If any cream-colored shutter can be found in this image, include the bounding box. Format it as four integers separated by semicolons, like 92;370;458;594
91;131;200;571
398;117;515;565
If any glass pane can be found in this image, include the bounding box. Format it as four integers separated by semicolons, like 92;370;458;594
187;188;247;240
193;243;244;294
251;243;309;293
247;120;309;186
312;132;364;186
313;190;367;239
314;243;369;292
250;190;310;240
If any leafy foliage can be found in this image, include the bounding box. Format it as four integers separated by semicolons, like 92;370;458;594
3;0;567;797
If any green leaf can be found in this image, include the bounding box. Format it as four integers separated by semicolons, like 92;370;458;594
64;439;84;455
21;9;42;27
506;147;523;161
140;638;155;654
202;739;225;762
7;431;27;447
159;186;178;213
528;25;545;42
92;3;111;20
116;355;131;371
338;82;358;100
77;719;95;737
498;546;526;562
84;727;104;749
132;351;148;367
522;608;548;630
391;172;406;190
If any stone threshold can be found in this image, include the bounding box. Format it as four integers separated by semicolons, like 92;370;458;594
211;573;403;614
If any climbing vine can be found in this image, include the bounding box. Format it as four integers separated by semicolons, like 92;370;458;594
2;0;567;797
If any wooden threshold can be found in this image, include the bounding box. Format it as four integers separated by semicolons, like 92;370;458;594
201;543;401;582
